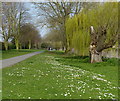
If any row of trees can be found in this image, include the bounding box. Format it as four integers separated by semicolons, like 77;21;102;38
65;2;118;63
42;29;63;50
1;3;24;50
20;24;41;49
35;2;83;52
1;3;41;50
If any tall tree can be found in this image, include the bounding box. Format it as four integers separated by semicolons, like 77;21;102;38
35;2;83;52
1;3;13;50
1;3;26;50
11;3;25;50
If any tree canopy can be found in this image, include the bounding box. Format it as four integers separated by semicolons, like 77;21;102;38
66;2;118;57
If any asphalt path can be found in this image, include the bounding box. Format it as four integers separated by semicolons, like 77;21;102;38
0;51;44;68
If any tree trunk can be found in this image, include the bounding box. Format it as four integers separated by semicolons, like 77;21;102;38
90;44;102;63
15;39;19;50
65;43;71;53
24;44;25;49
91;52;102;63
4;41;8;51
29;40;31;49
35;43;37;49
20;43;22;49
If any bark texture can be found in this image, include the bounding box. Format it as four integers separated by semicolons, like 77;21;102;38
89;26;106;63
90;44;102;63
4;41;8;51
15;39;19;50
29;40;31;49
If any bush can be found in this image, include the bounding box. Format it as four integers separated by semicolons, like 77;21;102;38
102;57;118;66
41;43;50;49
9;43;16;49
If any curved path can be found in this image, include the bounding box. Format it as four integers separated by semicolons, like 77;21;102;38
0;51;44;68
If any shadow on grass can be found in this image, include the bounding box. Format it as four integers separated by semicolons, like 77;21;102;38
64;56;90;63
47;50;65;55
47;51;118;66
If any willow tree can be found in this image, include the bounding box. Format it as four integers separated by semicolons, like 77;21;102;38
66;2;118;63
66;10;90;56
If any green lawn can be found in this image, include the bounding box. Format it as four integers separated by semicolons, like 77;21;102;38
0;49;42;60
2;51;118;99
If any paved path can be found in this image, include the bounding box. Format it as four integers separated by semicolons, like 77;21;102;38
0;51;44;68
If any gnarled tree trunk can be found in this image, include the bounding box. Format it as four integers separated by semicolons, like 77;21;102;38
89;26;106;63
91;53;102;63
90;44;102;63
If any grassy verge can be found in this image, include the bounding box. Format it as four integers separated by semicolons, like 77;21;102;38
0;49;42;60
2;51;118;99
51;51;118;85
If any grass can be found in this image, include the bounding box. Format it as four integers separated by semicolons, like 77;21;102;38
0;49;42;60
2;51;119;99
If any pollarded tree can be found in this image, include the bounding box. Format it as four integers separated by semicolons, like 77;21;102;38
88;2;118;63
66;2;119;63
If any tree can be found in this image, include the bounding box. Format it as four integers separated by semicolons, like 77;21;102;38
11;3;25;50
35;2;83;52
20;23;41;49
43;29;63;50
1;3;16;50
66;13;90;56
1;3;26;50
88;3;118;63
66;2;119;63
